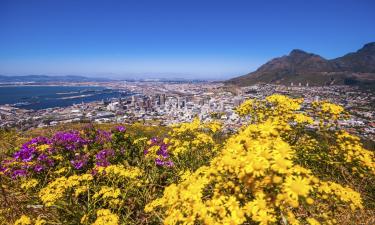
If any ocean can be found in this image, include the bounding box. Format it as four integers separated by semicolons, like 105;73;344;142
0;85;130;110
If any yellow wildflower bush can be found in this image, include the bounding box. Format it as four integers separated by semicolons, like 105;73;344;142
13;215;46;225
312;101;347;129
39;174;93;206
20;178;38;190
146;120;364;224
293;113;314;125
14;215;32;225
97;164;142;180
333;131;375;175
166;118;221;156
235;95;375;180
236;94;303;124
146;94;374;224
92;209;119;225
36;164;142;223
93;186;123;208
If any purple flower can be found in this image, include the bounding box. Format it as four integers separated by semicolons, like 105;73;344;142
13;147;35;162
36;154;55;168
71;160;84;169
145;137;174;168
155;158;164;166
26;136;51;146
95;130;112;144
34;164;44;172
52;131;87;151
11;136;52;163
37;153;48;161
46;158;55;166
157;144;169;158
164;160;174;167
150;137;158;144
115;126;126;132
13;136;51;162
12;169;27;178
154;159;174;167
70;154;89;170
95;149;114;167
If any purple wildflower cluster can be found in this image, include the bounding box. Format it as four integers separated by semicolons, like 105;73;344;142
144;137;174;167
14;136;51;162
52;131;88;151
1;136;54;178
95;149;115;167
0;125;127;179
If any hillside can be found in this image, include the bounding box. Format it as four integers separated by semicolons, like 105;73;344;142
227;42;375;87
1;95;374;224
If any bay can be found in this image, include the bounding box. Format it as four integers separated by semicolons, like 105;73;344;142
0;85;129;110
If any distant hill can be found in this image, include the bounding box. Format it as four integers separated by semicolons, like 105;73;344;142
0;75;112;83
227;42;375;87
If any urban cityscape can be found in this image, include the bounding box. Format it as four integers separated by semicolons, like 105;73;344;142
1;81;374;141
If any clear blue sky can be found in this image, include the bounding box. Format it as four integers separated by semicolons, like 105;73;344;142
0;0;374;80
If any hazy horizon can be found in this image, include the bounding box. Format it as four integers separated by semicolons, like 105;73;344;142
1;0;374;79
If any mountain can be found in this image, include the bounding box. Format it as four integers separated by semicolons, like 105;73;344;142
332;42;375;73
227;42;375;87
0;75;112;83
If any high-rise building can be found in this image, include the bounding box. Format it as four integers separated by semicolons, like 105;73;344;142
131;95;136;107
161;94;166;105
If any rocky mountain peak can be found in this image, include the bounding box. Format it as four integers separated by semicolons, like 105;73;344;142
359;42;375;53
289;49;309;56
227;42;375;87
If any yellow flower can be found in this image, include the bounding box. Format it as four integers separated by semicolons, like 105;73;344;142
306;217;320;225
14;215;31;225
54;167;68;175
271;156;292;174
306;197;314;205
99;165;142;180
320;102;344;115
93;186;122;208
81;214;89;224
36;144;50;152
21;179;38;190
283;175;311;198
294;113;313;124
92;209;119;225
39;174;93;206
75;185;88;198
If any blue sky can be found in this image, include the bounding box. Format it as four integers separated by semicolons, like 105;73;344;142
0;0;374;80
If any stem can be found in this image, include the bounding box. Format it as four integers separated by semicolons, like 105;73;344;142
0;176;9;206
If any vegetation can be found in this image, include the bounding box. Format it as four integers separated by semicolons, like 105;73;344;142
0;95;374;225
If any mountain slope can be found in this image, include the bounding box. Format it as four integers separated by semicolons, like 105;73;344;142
227;42;375;86
332;42;375;73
